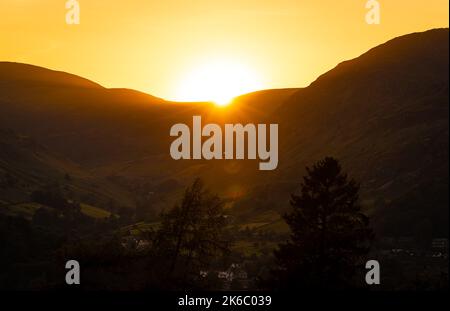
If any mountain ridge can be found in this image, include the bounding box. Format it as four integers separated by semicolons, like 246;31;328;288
0;28;448;237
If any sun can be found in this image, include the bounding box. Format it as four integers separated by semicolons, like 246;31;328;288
174;59;263;106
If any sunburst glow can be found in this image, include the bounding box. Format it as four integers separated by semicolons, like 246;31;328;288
174;59;263;106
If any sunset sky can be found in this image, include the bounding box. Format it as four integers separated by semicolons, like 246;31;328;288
0;0;448;102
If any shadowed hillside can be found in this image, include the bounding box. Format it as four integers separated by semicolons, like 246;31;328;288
0;62;103;89
0;29;448;238
272;28;449;237
0;129;134;219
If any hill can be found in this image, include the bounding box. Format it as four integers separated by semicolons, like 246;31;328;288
0;128;134;218
0;29;448;237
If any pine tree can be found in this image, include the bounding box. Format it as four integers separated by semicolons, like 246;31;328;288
272;157;373;290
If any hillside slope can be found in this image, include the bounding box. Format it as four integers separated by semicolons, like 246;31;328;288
0;29;448;236
0;129;134;216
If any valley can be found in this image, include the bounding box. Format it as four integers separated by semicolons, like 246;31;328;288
0;28;448;290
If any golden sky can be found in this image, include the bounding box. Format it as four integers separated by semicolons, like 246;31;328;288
0;0;448;101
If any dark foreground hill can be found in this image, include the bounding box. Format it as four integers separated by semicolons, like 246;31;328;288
0;29;448;238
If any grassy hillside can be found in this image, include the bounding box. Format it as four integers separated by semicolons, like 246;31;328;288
0;29;448;237
0;129;134;215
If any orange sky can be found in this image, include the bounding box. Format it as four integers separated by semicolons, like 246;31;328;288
0;0;448;101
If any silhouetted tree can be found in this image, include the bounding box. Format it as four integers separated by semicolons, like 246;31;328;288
152;178;230;288
270;157;373;290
